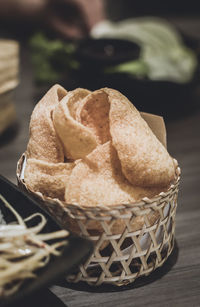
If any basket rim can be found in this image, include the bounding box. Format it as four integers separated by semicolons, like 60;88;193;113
17;152;181;213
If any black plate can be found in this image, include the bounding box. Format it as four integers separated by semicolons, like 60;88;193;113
0;175;93;307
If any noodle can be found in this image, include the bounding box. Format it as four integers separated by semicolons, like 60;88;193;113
0;194;69;298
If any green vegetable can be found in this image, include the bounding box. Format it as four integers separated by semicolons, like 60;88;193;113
30;33;78;84
104;59;148;78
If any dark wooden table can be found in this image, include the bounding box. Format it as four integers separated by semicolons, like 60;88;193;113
0;33;200;306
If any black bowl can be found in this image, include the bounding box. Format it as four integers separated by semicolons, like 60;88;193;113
0;175;93;307
75;38;141;66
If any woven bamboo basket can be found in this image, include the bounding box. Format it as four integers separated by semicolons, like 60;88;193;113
17;154;180;286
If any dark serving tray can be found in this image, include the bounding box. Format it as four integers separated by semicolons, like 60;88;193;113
0;175;93;307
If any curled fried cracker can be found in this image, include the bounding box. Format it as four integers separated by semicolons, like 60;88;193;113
77;90;111;144
53;92;97;160
66;88;91;119
65;142;164;207
27;84;67;163
105;88;175;188
24;158;74;200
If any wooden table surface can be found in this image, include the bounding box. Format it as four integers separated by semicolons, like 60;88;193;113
0;39;200;307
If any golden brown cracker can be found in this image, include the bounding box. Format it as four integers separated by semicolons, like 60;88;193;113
105;88;176;188
53;95;97;160
65;141;163;207
24;158;74;200
77;90;111;144
27;84;67;163
66;88;91;119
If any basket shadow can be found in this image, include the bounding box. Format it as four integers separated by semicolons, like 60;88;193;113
57;240;179;293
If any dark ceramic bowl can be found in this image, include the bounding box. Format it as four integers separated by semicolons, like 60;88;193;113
0;175;93;307
75;38;141;66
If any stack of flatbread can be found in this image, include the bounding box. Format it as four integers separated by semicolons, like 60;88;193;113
0;40;19;134
24;85;176;206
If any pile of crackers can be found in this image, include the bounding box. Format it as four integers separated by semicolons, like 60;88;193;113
24;85;176;207
0;40;19;134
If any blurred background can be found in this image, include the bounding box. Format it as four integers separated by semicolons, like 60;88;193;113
0;0;200;181
0;3;200;305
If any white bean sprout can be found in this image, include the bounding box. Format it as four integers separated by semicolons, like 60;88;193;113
0;194;69;298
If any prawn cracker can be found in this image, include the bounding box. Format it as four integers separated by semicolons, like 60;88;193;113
53;94;97;160
105;88;176;188
27;84;67;163
65;141;163;207
24;158;74;200
77;90;111;144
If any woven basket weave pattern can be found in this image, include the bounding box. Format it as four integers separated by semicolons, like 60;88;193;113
17;154;180;286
